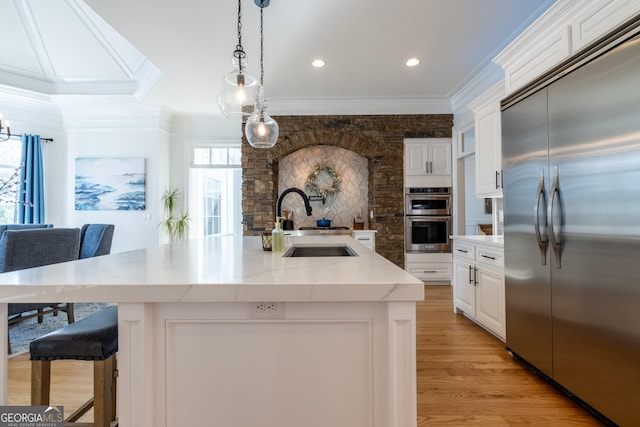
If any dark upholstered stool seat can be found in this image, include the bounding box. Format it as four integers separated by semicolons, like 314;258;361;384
30;305;118;361
30;306;118;427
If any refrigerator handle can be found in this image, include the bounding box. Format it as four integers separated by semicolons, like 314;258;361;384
534;170;547;265
549;167;562;268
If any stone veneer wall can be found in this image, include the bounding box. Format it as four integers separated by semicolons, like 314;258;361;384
242;114;454;268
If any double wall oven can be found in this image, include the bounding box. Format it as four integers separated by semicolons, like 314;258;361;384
405;187;452;253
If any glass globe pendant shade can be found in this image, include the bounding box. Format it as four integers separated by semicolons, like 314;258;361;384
217;50;263;121
245;103;279;148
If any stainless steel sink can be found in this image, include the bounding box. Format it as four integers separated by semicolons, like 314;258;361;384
283;244;358;257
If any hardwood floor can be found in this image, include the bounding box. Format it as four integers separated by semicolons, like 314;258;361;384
417;285;603;426
8;285;604;425
8;353;94;422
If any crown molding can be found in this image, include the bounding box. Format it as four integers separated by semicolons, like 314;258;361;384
467;81;506;113
450;63;504;117
267;96;453;116
0;84;61;131
54;94;168;129
494;0;581;68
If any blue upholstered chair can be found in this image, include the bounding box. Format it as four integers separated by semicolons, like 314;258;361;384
2;228;80;353
79;224;115;259
0;223;53;235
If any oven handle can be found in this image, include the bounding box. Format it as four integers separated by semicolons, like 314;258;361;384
406;194;451;199
405;215;453;222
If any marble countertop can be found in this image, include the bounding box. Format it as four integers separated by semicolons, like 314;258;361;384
0;234;423;304
450;234;504;248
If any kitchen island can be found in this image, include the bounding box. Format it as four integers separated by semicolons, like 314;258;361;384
0;234;423;427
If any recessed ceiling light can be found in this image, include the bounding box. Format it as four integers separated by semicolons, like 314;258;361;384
406;57;421;67
311;59;326;68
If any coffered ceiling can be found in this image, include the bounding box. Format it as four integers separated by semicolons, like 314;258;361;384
0;0;555;115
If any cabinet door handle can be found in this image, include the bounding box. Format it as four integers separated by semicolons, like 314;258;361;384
495;170;500;189
456;248;468;254
468;265;473;284
425;161;429;174
430;161;433;174
480;254;496;260
474;267;478;286
423;270;437;273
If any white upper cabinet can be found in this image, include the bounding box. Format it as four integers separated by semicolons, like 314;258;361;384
468;83;505;198
571;0;640;52
404;138;452;187
494;0;640;95
496;26;571;95
474;103;502;197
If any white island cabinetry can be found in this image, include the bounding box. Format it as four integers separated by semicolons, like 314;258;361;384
452;235;505;341
0;234;422;427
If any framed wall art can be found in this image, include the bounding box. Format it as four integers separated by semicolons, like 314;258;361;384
75;157;146;210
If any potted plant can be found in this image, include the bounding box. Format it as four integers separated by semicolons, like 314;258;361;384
159;188;191;242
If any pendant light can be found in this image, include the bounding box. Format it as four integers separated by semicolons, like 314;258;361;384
217;0;262;121
0;113;11;142
245;0;279;148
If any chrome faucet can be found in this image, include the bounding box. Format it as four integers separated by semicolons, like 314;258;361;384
276;187;313;218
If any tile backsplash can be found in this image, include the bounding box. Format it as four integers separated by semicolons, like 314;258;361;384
278;145;368;229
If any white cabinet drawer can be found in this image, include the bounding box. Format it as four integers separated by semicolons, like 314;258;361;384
352;231;376;252
407;262;452;281
475;246;504;268
453;242;474;262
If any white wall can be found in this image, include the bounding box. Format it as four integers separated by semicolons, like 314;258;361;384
60;101;171;253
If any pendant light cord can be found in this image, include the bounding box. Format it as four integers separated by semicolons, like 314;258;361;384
259;2;264;86
236;0;244;72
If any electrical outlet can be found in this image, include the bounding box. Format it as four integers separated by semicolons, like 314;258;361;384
266;302;278;312
250;302;285;319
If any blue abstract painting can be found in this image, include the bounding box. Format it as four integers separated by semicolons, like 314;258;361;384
75;157;146;210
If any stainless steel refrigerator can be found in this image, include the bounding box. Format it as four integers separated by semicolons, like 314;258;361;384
502;21;640;426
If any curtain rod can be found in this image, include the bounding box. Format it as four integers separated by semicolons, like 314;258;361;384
0;131;54;142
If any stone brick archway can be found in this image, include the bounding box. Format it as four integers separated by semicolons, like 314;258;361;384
242;114;453;267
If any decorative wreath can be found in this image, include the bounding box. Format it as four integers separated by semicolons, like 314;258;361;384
305;164;341;198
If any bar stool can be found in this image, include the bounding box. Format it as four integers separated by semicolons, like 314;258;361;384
30;306;118;427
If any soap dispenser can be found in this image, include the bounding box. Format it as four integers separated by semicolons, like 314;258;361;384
272;217;285;253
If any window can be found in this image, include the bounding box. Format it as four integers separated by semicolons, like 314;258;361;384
189;147;242;237
0;139;22;223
